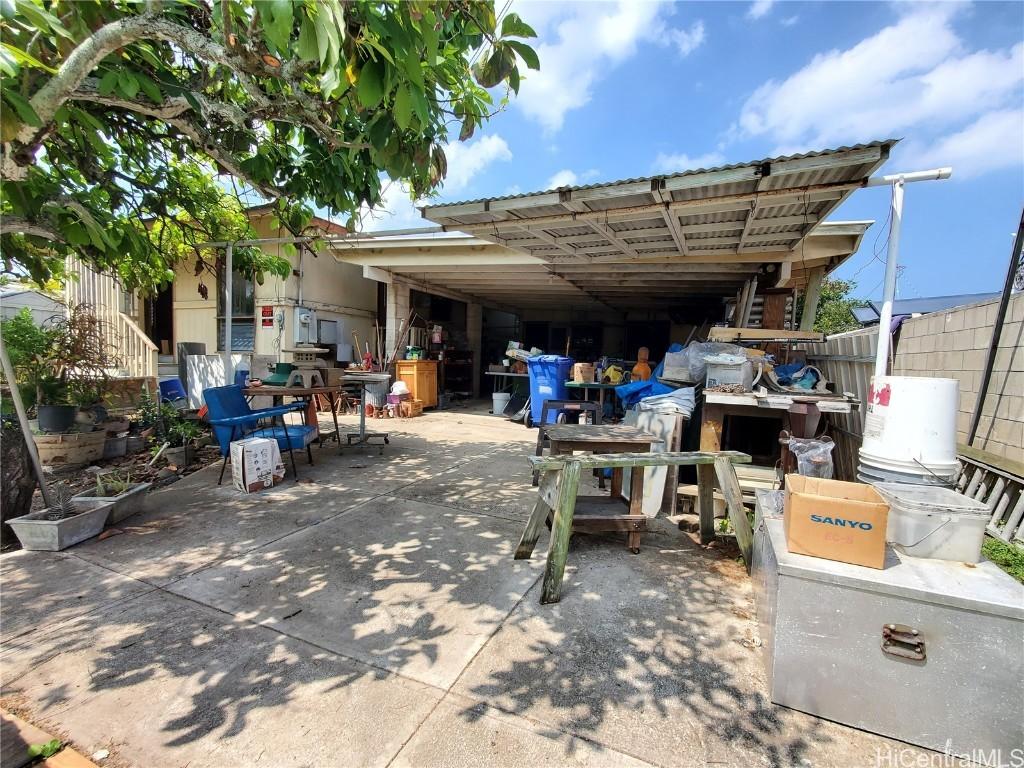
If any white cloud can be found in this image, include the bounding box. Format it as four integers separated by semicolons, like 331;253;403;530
735;5;1024;176
780;15;799;27
667;21;706;57
653;151;726;173
546;169;578;188
510;1;706;133
545;168;600;188
440;134;513;192
358;135;513;231
747;0;775;20
903;109;1024;179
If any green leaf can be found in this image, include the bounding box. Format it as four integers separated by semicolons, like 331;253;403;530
14;0;70;39
364;37;395;66
408;85;429;126
504;40;539;71
296;15;319;62
97;69;119;96
137;74;163;105
0;47;18;77
404;49;423;88
3;89;40;126
255;0;293;52
117;71;139;99
313;5;337;66
0;105;21;142
1;42;56;73
356;60;384;109
458;114;475;141
500;12;537;39
507;67;520;95
473;47;515;88
393;85;412;130
27;739;62;759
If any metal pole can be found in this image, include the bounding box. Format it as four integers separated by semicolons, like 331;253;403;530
873;178;904;382
0;335;54;508
224;241;234;385
968;208;1024;444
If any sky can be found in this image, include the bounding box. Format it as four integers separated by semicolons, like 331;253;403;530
359;1;1024;301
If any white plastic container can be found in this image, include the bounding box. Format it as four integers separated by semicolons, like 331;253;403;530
705;355;754;390
872;482;990;563
492;391;511;416
859;376;958;481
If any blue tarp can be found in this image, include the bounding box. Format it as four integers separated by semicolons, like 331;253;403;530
614;343;684;407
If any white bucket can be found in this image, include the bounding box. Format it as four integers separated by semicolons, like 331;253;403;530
859;376;959;480
492;392;511;416
872;482;990;563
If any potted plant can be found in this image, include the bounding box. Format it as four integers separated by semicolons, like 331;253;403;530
10;305;121;466
7;483;112;551
72;470;151;524
163;419;203;466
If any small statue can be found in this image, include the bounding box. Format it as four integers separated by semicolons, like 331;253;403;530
631;347;652;381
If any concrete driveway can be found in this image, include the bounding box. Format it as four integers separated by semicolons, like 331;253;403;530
1;407;937;767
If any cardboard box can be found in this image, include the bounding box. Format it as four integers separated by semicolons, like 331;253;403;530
231;437;285;494
572;362;596;383
784;474;889;569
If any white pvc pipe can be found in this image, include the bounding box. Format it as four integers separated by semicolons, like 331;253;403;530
868;167;953;382
874;179;904;382
224;241;234;385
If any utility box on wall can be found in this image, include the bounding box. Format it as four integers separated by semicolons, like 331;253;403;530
293;306;318;345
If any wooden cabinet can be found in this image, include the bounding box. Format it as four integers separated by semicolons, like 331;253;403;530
395;360;438;408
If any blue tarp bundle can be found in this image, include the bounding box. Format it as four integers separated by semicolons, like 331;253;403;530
614;342;683;407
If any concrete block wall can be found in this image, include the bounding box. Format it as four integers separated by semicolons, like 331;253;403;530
892;292;1024;461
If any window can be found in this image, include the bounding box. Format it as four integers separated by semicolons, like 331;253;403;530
121;288;136;316
217;266;256;351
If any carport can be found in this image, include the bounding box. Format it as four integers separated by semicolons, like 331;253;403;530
331;140;891;389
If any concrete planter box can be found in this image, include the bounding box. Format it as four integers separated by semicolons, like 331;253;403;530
8;503;112;551
72;482;151;524
32;430;106;467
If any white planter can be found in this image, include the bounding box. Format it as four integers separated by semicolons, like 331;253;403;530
72;482;151;524
8;503;112;551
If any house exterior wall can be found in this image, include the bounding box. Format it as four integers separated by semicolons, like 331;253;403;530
169;213;380;363
892;292;1024;461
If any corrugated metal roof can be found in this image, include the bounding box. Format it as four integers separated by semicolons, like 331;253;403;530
427;140;898;209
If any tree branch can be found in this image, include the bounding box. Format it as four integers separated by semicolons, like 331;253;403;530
0;216;64;241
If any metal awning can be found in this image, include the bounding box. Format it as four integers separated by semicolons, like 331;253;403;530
333;141;893;311
421;140;893;264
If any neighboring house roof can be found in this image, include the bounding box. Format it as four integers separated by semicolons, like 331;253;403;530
853;293;1002;324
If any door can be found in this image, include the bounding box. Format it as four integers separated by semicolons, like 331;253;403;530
146;285;174;355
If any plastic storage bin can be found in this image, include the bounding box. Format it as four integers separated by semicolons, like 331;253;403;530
527;355;573;425
872;482;990;563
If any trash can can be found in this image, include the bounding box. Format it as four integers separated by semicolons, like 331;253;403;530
527;355;573;426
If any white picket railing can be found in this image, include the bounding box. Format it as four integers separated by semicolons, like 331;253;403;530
64;256;158;378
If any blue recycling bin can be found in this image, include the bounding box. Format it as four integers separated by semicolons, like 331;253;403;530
527;355;574;426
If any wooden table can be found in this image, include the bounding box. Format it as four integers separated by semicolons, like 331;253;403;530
544;424;659;553
485;371;528;393
244;384;344;453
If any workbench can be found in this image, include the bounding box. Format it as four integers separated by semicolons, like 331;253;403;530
340;372;391;452
699;390;858;451
544;424;660;553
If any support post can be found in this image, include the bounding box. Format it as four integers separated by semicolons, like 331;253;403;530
223;241;234;385
799;266;826;331
741;275;758;327
0;335;53;507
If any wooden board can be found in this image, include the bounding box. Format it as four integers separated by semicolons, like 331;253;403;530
708;327;825;343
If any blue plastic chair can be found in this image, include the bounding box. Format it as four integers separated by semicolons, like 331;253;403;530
159;378;188;403
203;385;318;484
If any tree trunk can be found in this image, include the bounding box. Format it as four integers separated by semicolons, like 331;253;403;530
1;420;38;546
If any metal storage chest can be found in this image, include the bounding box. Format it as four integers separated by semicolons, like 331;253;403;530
752;491;1024;766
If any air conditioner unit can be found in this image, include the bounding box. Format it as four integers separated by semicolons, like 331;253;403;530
294;306;318;345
